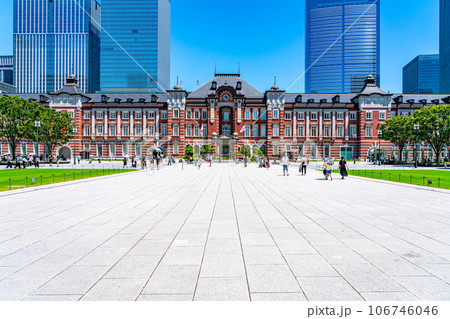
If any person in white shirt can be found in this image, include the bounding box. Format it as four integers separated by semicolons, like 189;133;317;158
300;156;309;175
281;153;290;176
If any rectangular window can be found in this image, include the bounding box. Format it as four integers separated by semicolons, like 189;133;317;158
350;125;357;138
122;124;129;136
122;112;129;119
311;125;317;137
245;125;250;137
366;111;373;120
337;125;344;137
173;143;179;155
122;144;128;156
186;124;192;137
109;111;116;119
336;112;344;120
253;109;259;120
273;109;279;119
379;111;386;120
194;124;199;136
109;124;116;136
260;124;266;137
96;111;103;120
148;125;155;136
285;125;292;137
298;125;305;137
68;111;74;119
202;124;208;137
135;143;142;157
273;124;279;136
273;145;279;155
252;125;258;137
173;109;179;118
324;125;330;137
285;112;292;120
350;112;357;120
161;111;168;120
135;124;142;136
96;124;103;136
21;143;27;155
186;110;192;119
135;112;142;119
324;112;331;120
202;110;208;119
261;111;266;120
245;110;250;120
84;111;91;119
194;110;199;119
297;112;305;120
173;123;179;136
97;144;103;157
161;125;168;136
365;124;372;137
223;111;230;121
148;112;155;119
110;144;116;157
324;145;330;158
84;124;91;136
310;112;318;120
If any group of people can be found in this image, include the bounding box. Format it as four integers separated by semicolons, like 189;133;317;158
4;155;41;169
280;153;349;180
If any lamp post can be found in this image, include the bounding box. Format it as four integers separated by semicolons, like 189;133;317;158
34;120;41;157
377;129;382;166
414;123;419;168
73;127;78;165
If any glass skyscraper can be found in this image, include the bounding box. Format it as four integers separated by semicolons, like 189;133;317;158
0;56;14;85
13;0;101;94
403;55;440;94
100;0;170;93
440;0;450;94
305;0;380;93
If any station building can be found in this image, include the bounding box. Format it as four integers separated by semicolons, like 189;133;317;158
1;73;449;161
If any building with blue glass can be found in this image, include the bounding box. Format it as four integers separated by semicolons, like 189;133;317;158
100;0;170;93
0;56;14;85
403;55;440;94
440;0;450;94
305;0;380;94
13;0;101;93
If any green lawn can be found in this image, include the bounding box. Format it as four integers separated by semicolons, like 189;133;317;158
345;169;450;190
0;168;135;192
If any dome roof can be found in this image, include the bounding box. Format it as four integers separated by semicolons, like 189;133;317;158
173;84;182;90
271;85;280;91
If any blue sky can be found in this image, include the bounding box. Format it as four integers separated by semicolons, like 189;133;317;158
0;0;440;93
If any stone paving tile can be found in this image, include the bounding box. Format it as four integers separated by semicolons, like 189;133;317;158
81;278;145;301
194;277;249;301
393;276;450;301
137;294;193;301
242;245;286;265
251;292;307;301
361;292;420;301
23;294;83;301
284;254;340;277
298;277;363;301
159;246;205;266
246;264;302;293
104;255;160;279
141;265;199;295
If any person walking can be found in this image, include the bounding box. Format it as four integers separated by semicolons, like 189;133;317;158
198;157;202;170
281;153;290;176
123;157;127;168
300;156;309;176
35;156;40;168
323;159;333;181
6;155;12;169
339;156;349;180
156;154;161;170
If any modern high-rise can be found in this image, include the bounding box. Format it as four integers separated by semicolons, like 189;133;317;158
0;56;14;85
305;0;380;93
440;0;450;94
403;55;440;94
100;0;170;93
13;0;101;93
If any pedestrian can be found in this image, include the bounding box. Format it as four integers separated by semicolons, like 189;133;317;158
49;155;53;167
35;156;40;168
281;153;290;176
6;155;12;169
300;156;309;176
198;157;202;170
123;157;127;168
77;156;81;164
56;156;60;167
324;159;333;181
156;154;160;170
339;156;349;179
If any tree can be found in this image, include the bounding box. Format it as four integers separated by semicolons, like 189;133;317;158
237;145;251;157
30;107;74;157
252;145;264;157
183;144;194;160
200;144;214;156
380;115;413;162
413;104;450;162
0;96;40;159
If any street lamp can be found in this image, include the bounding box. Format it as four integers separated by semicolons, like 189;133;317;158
377;129;382;166
35;120;41;157
414;123;419;168
73;127;78;165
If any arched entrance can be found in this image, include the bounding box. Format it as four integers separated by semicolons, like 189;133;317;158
59;146;71;160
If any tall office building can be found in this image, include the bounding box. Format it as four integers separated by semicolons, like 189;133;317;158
305;0;380;93
403;55;440;94
0;56;14;85
13;0;101;93
440;0;450;93
101;0;170;92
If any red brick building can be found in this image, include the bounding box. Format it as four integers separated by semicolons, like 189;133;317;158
2;73;449;161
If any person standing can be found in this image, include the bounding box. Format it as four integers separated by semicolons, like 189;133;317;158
6;155;12;169
324;159;333;181
35;156;40;168
123;157;127;168
300;156;309;176
339;156;349;180
281;153;290;176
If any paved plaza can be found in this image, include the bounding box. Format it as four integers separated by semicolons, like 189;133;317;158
0;163;450;301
